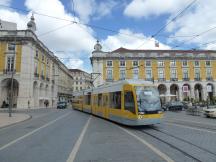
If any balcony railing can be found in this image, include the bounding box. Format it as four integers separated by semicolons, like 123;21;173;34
206;77;213;81
41;75;45;80
106;78;113;82
158;78;165;82
3;69;16;74
194;77;201;81
183;78;190;81
146;78;153;81
119;77;126;80
170;78;178;81
34;73;39;78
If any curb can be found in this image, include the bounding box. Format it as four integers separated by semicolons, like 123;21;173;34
0;114;32;130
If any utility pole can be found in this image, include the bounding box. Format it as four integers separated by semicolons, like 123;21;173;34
9;32;16;117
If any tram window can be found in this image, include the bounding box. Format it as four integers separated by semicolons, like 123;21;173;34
124;91;135;113
109;91;121;109
94;96;98;105
84;94;91;105
98;94;102;107
103;95;108;107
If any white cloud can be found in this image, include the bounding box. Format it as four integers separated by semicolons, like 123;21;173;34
166;0;216;49
124;0;191;19
66;58;84;69
0;0;96;72
102;29;170;51
73;0;117;22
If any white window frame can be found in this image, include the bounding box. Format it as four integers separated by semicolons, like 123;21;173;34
206;60;211;67
120;69;126;80
170;60;176;67
194;61;200;67
183;69;189;79
34;60;38;74
133;60;139;67
106;60;113;67
7;42;16;51
158;69;164;79
107;69;113;79
194;68;200;78
170;69;177;78
182;60;188;67
6;55;15;71
133;68;139;79
206;68;212;78
146;69;152;79
35;50;39;58
145;60;151;67
119;60;126;67
158;61;164;67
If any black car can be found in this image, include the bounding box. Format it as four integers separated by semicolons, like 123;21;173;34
162;101;184;111
57;101;67;109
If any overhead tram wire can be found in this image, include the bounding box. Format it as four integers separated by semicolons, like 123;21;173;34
0;4;154;43
187;39;216;50
152;0;198;38
38;22;75;37
136;0;198;49
173;26;216;49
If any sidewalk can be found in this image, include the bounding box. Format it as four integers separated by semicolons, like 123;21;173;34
0;113;31;128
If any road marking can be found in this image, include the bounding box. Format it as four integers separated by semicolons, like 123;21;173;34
118;126;175;162
166;118;216;126
0;112;70;151
0;109;58;132
67;116;92;162
165;122;216;134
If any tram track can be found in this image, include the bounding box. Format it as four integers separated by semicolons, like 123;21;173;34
137;126;216;162
164;120;216;132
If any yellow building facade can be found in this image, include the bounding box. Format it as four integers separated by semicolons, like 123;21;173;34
91;42;216;103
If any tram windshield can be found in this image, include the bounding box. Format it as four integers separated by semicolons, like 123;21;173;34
135;86;161;113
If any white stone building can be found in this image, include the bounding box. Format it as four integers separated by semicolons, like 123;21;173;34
69;69;92;91
0;16;73;109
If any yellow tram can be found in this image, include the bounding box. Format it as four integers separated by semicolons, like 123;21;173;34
72;80;163;125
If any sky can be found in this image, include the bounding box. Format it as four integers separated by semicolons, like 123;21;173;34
0;0;216;73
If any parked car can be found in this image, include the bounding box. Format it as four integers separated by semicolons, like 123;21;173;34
162;101;184;111
57;101;67;109
203;106;216;118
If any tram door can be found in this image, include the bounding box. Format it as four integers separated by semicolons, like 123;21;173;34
123;84;137;117
103;94;109;119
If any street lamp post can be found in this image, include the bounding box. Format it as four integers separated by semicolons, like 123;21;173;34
9;32;17;117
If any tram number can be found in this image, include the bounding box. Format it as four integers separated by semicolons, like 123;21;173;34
138;115;145;119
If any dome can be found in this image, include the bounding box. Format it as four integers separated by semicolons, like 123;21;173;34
94;40;102;51
27;14;36;32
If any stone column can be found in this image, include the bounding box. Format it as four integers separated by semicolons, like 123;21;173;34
179;86;183;101
203;84;207;101
166;87;170;102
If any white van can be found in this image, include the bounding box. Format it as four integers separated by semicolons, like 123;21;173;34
204;106;216;118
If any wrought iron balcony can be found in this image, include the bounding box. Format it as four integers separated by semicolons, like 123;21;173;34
119;77;126;80
106;78;113;82
194;77;201;81
3;69;16;74
146;78;153;81
183;78;190;81
158;78;165;82
206;77;213;81
170;78;178;81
